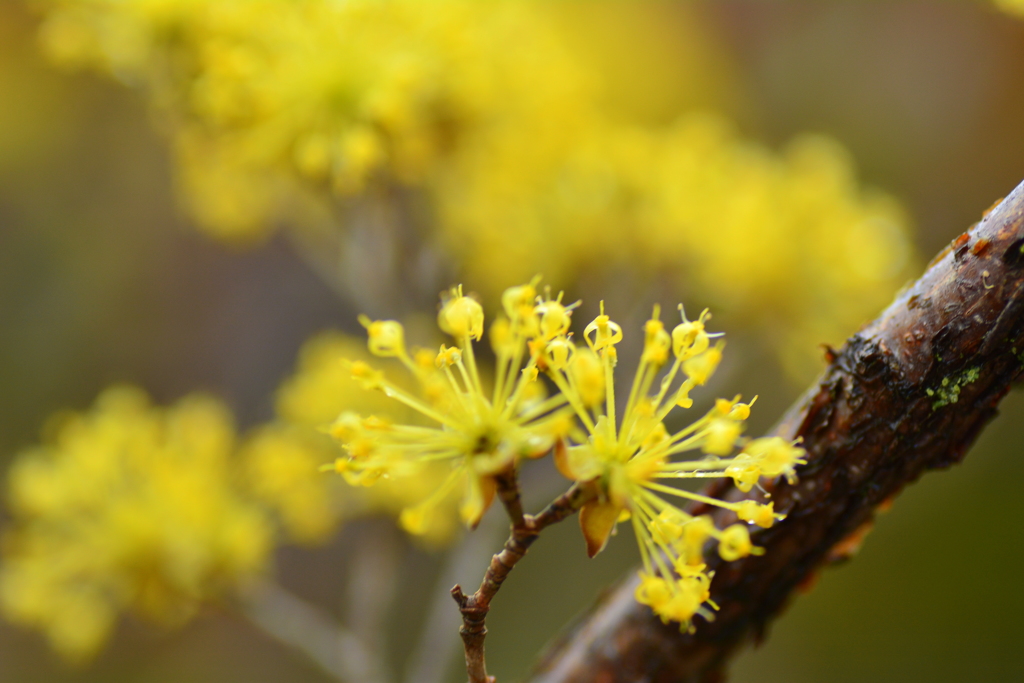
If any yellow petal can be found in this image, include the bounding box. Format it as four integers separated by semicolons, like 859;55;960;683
579;500;622;558
553;438;577;481
479;476;497;524
459;478;483;528
460;475;497;530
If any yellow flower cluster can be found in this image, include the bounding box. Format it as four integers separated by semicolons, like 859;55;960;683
0;336;476;660
443;118;912;378
330;282;806;629
0;387;271;660
544;300;805;630
329;282;569;534
34;0;915;378
36;0;592;243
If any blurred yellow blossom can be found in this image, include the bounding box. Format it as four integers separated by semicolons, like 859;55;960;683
0;386;271;660
259;330;463;547
0;333;471;664
276;331;410;430
995;0;1024;17
239;423;348;545
31;0;916;378
35;0;595;243
442;115;912;379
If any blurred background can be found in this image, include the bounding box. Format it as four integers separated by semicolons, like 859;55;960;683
1;1;1024;681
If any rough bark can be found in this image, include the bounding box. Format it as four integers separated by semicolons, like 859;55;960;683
530;180;1024;683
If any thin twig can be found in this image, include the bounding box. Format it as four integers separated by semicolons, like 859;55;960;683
241;579;385;683
531;481;597;530
404;461;572;683
452;478;597;683
494;467;527;530
403;507;510;683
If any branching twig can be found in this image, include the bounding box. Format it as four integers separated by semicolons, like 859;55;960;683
529;182;1024;682
403;506;510;683
452;476;597;683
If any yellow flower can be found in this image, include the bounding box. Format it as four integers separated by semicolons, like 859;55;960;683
0;387;272;660
736;500;777;529
725;437;807;493
328;281;572;532
545;303;804;630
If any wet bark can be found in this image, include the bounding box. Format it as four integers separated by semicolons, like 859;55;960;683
530;180;1024;683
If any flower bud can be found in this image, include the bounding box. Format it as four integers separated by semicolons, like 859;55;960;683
718;524;754;561
545;337;575;371
439;287;484;340
359;316;405;358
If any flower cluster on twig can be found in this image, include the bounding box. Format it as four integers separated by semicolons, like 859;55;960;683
326;280;806;681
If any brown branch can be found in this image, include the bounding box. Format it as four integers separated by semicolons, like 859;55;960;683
403;507;508;683
529;182;1024;683
494;467;527;531
453;479;597;683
